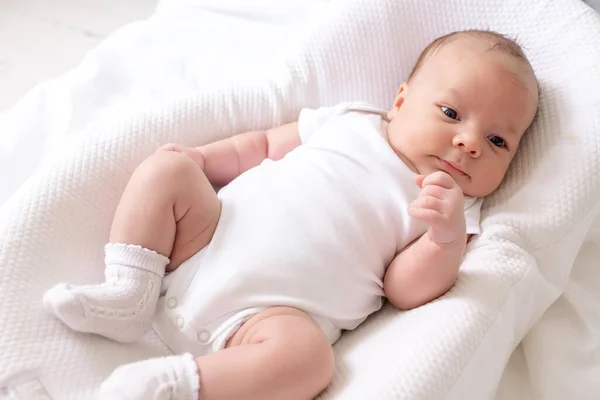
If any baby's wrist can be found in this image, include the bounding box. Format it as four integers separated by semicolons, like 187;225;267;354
427;230;465;250
428;219;466;246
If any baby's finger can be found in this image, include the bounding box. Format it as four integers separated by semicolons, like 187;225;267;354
414;174;426;188
422;171;457;190
411;196;444;213
408;206;442;225
420;184;448;200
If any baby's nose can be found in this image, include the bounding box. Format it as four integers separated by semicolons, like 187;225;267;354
453;134;481;157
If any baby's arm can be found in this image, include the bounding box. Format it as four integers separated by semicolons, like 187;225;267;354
383;172;467;310
161;122;300;187
383;231;467;310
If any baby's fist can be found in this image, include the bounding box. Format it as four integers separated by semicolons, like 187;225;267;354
408;171;466;245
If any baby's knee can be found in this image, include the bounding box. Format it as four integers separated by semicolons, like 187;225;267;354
266;315;336;392
133;150;197;187
301;337;335;392
299;331;335;390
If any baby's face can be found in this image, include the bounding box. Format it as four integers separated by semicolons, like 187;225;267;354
386;39;539;198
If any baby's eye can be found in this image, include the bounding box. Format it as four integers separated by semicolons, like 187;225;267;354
441;106;459;120
488;135;506;148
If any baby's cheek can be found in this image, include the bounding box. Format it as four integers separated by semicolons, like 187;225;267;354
474;171;504;197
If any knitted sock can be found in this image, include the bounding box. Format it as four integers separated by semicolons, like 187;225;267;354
99;353;200;400
43;243;169;343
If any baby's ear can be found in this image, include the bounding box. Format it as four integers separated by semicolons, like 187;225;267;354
391;82;409;111
387;83;408;121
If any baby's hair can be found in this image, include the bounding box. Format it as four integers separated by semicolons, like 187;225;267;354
407;29;541;123
407;29;533;82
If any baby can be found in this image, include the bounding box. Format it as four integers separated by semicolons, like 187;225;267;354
43;29;539;400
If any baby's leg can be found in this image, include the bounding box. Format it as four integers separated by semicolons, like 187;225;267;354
198;307;335;399
99;307;335;400
108;148;220;271
44;150;220;343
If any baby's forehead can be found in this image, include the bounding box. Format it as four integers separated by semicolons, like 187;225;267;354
423;34;526;74
426;37;539;101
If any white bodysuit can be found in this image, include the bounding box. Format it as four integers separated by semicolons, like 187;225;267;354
153;103;482;355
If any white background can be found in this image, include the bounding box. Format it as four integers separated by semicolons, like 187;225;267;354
0;0;157;111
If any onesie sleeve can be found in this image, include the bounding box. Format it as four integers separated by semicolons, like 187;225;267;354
297;103;349;144
464;197;483;235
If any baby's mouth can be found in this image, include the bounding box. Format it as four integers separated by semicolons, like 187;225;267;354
436;157;468;177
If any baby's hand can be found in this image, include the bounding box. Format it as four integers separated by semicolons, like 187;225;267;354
408;171;466;245
157;143;205;170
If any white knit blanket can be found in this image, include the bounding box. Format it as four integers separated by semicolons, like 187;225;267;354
1;0;599;399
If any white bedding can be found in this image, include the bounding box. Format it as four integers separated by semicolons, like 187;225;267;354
1;1;600;399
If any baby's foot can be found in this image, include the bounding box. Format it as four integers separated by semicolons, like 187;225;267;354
99;353;199;400
43;243;169;343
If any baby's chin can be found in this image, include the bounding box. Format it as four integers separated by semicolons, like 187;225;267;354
454;182;475;198
461;182;499;198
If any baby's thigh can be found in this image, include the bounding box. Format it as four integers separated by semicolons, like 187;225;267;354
157;152;220;271
110;150;219;264
228;307;335;397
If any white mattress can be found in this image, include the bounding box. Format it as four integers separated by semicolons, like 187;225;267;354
1;1;600;399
